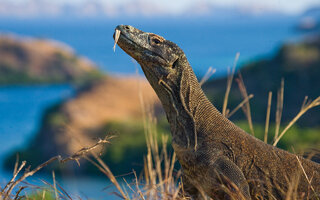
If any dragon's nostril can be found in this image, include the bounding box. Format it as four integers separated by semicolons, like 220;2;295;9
124;25;130;30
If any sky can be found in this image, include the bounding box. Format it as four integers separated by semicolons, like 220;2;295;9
3;0;320;16
32;0;320;14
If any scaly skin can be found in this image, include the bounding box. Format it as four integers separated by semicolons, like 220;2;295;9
114;25;320;200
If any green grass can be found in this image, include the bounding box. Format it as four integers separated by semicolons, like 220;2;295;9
85;119;171;175
235;120;320;153
26;191;55;200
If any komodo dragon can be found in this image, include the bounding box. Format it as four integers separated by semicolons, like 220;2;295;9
113;25;320;199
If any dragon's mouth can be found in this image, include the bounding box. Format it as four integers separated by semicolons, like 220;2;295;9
113;29;121;52
113;26;167;64
113;28;137;52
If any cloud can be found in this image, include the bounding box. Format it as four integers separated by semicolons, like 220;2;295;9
0;0;319;18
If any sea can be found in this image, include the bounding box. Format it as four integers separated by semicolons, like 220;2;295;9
0;15;302;198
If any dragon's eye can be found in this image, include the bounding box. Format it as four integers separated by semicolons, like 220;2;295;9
149;34;164;45
153;38;161;44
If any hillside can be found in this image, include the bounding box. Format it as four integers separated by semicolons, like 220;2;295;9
5;76;164;174
203;34;320;127
0;34;102;84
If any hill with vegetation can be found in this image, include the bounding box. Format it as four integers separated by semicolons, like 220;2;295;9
202;34;320;151
4;76;165;175
204;34;320;127
0;35;102;85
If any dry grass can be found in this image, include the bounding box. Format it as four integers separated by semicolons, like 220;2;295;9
222;52;240;117
274;78;284;141
273;96;320;146
199;67;216;86
264;92;272;143
133;78;184;200
1;54;320;199
220;55;320;149
235;73;255;136
0;136;112;200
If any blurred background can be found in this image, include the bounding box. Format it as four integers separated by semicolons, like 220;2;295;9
0;0;319;198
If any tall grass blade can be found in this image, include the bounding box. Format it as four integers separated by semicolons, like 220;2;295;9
52;171;59;200
227;94;254;118
273;96;320;146
236;73;255;135
274;78;284;141
264;92;272;143
222;52;240;117
199;67;216;86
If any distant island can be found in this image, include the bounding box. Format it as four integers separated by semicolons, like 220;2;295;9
0;34;102;85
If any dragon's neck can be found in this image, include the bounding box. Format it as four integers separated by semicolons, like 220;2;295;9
161;66;231;149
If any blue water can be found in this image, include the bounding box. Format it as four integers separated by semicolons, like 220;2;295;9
0;16;302;198
0;16;299;76
0;85;73;154
0;85;73;172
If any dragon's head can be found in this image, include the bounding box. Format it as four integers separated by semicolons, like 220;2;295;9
114;25;192;100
